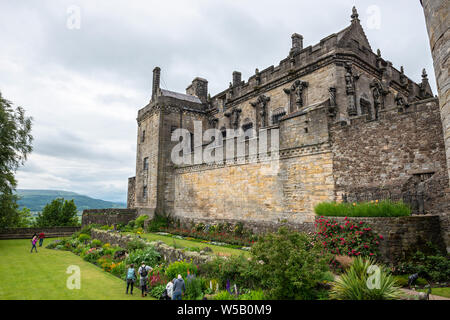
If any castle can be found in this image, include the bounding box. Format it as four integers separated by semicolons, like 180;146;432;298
126;7;449;243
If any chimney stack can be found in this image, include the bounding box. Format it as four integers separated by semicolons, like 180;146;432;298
152;66;161;99
186;77;208;103
232;71;242;87
291;33;303;54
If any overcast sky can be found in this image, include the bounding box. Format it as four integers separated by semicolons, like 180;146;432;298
0;0;436;203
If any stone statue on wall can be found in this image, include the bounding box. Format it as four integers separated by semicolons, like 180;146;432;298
284;79;309;113
251;94;270;128
344;63;359;117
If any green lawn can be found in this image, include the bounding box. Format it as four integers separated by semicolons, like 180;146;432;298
0;239;152;300
418;287;450;298
129;232;250;257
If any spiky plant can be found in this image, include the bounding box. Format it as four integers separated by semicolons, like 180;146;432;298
330;256;402;300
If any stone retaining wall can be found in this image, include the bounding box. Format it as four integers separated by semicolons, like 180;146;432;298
0;227;80;240
82;209;137;227
90;229;214;265
324;215;446;264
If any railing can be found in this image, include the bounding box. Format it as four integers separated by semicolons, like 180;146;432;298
342;190;425;214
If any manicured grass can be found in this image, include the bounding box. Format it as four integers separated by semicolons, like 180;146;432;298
314;200;411;217
128;232;250;258
0;239;152;300
417;287;450;298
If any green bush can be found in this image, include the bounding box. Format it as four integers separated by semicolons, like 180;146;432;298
239;289;266;300
147;213;169;232
46;239;63;249
150;285;166;299
393;275;428;287
90;239;102;248
396;249;450;283
315;217;382;259
330;256;402;300
126;238;145;251
125;246;161;267
200;255;260;290
78;233;91;243
185;276;204;300
135;215;148;228
314;200;411;217
165;261;198;280
127;220;135;228
250;227;331;300
213;290;236;300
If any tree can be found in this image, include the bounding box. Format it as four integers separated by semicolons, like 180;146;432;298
16;207;33;227
34;198;79;227
0;92;33;228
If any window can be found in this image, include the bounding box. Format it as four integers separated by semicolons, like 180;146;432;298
242;122;253;139
143;185;147;200
141;130;146;142
220;127;227;139
143;157;149;171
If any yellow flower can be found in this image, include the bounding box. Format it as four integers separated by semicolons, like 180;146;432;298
375;199;379;203
352;203;356;206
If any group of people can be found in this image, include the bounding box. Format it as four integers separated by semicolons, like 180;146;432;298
30;232;45;253
125;262;185;299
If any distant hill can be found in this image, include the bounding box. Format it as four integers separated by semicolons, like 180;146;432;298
15;189;126;212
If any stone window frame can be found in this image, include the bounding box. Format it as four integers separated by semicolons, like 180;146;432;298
271;108;287;125
143;157;149;171
143;185;148;200
141;130;146;142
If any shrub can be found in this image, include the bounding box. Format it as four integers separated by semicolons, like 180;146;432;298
315;217;382;260
79;224;100;236
125;246;161;267
330;256;402;300
46;239;62;249
150;285;166;299
127;220;135;228
314;200;411;217
135;215;148;228
165;261;198;280
185;276;204;300
239;289;266;300
393;275;428;287
213;290;236;300
110;261;126;279
147;213;169;232
199;255;260;290
395;249;450;283
78;233;91;243
90;239;102;248
126;238;145;251
250;227;331;300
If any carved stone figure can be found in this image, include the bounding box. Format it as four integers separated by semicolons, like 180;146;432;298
284;80;308;112
251;95;270;128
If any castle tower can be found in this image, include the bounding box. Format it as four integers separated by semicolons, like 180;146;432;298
421;0;450;186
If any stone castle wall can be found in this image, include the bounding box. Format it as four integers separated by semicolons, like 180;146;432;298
81;209;137;227
0;227;80;240
421;0;450;185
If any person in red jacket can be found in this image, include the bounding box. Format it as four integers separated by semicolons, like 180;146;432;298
38;232;45;247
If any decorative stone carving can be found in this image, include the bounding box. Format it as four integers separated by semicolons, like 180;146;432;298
226;108;242;130
370;80;387;119
251;94;270;128
328;87;337;117
284;79;309;113
395;93;409;113
344;63;359;117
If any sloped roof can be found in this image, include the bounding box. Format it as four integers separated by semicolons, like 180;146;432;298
160;89;202;104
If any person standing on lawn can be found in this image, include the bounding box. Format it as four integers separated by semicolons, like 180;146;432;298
125;264;137;295
30;234;38;253
172;274;185;300
38;232;45;247
138;262;152;297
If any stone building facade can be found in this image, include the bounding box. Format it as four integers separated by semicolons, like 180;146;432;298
127;8;449;249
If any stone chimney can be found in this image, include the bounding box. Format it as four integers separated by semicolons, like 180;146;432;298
186;77;208;103
152;67;161;99
290;33;303;55
232;71;242;87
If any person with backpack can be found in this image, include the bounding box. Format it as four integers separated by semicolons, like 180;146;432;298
125;264;137;295
38;232;45;247
30;234;38;253
138;262;152;297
